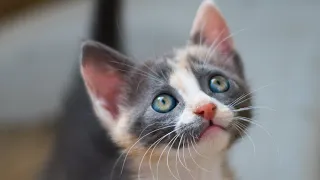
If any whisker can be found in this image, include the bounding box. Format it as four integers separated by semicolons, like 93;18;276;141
229;82;275;107
110;124;174;179
142;63;163;81
187;140;212;172
199;21;207;47
108;60;165;84
234;122;256;156
136;78;144;92
147;134;174;180
138;122;158;138
176;134;191;172
232;123;246;143
190;136;209;159
182;135;196;180
136;127;180;180
203;28;247;68
120;124;176;175
166;135;181;180
111;65;164;84
203;28;226;66
232;106;276;112
159;68;169;83
212;28;247;55
182;138;190;171
235;116;280;161
231;95;256;107
138;137;163;180
156;133;181;180
102;26;163;83
175;138;181;180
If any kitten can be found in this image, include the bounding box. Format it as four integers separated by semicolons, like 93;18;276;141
81;1;252;180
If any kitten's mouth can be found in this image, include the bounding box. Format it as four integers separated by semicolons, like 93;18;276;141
199;120;226;139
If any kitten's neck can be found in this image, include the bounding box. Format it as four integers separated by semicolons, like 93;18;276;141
130;151;233;180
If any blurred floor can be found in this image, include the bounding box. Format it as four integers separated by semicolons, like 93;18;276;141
0;123;54;180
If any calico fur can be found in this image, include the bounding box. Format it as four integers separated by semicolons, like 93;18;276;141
81;42;251;180
44;1;253;180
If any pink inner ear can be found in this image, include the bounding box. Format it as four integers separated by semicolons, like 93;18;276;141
82;60;123;119
191;1;233;53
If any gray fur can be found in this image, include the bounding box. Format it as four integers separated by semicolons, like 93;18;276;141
81;41;252;149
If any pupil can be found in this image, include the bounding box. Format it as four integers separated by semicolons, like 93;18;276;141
216;80;221;85
161;99;166;105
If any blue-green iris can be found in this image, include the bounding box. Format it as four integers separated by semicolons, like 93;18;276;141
152;94;177;113
209;76;230;93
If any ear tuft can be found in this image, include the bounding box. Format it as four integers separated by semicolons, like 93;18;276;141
190;0;233;53
80;41;133;119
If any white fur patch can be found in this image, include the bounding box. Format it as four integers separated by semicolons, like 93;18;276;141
169;50;234;133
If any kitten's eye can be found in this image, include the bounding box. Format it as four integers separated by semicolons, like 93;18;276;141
152;94;177;113
209;76;230;93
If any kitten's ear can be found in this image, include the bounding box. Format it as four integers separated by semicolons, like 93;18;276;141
190;0;233;53
80;41;133;119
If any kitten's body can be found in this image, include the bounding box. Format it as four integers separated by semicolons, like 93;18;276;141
43;1;252;180
81;41;251;180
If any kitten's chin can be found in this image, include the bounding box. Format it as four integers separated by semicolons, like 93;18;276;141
197;128;231;153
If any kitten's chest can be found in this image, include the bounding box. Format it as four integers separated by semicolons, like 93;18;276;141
131;155;231;180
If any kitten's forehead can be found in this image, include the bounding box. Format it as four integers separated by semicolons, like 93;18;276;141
173;45;217;67
169;45;242;78
167;45;214;93
167;45;216;105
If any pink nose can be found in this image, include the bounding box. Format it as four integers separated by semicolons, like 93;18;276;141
194;103;217;121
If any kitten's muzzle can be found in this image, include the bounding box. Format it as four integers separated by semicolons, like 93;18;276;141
194;103;227;138
194;103;226;128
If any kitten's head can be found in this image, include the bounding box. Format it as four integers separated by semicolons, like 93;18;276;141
80;1;252;156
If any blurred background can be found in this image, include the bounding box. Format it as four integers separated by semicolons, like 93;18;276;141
0;0;320;180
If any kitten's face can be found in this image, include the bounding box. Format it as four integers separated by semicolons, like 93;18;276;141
81;1;252;156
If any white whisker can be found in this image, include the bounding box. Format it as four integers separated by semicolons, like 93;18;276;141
182;138;189;170
166;135;181;180
177;135;191;172
108;60;165;84
232;106;276;112
138;137;164;180
203;28;226;66
212;28;247;55
231;95;256;107
120;124;176;175
156;133;180;180
234;122;256;156
187;140;212;172
229;82;275;107
190;136;209;159
136;126;180;180
110;124;175;179
235;116;280;161
147;133;174;180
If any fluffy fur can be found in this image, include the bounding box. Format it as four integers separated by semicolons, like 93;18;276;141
80;1;252;180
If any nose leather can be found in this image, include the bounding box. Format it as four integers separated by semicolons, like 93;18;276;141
194;103;217;120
